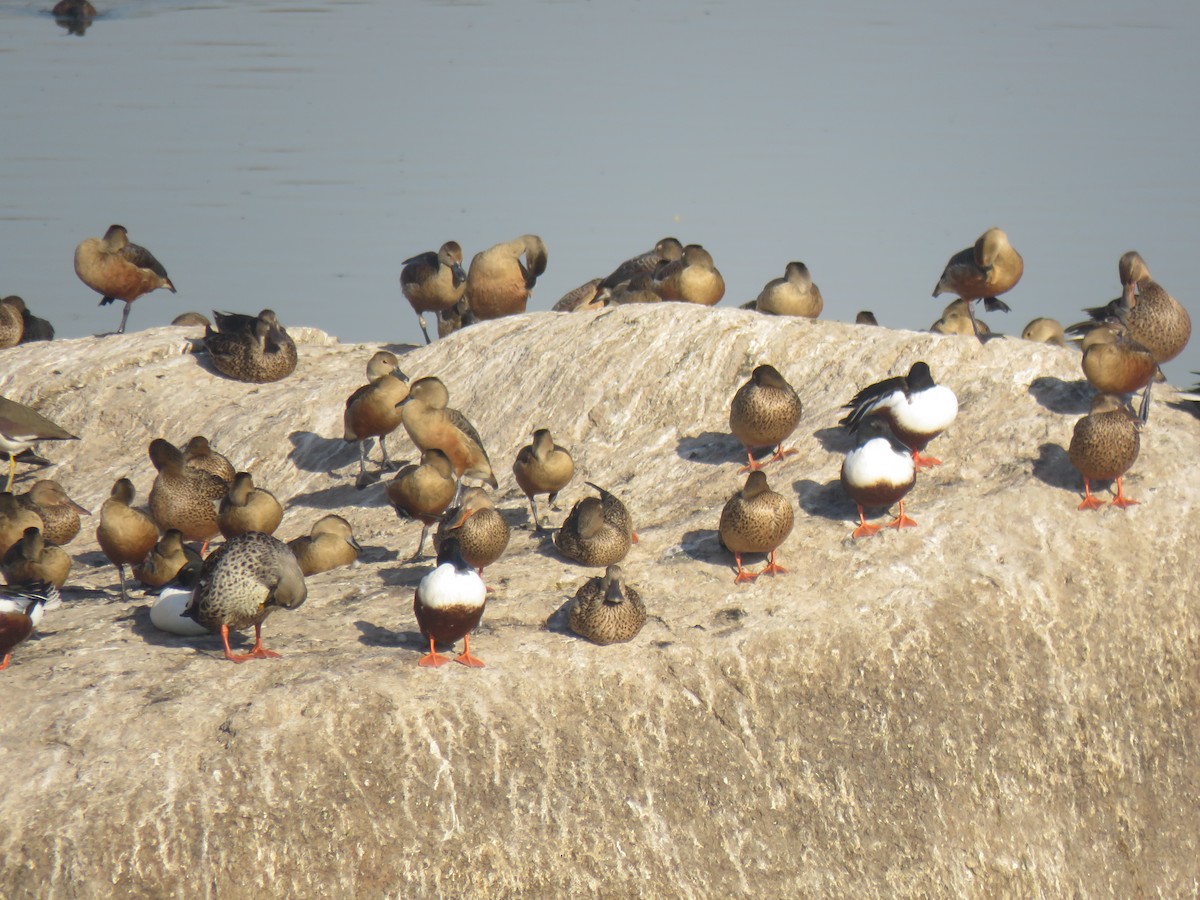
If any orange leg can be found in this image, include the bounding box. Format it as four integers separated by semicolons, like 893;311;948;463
758;549;788;578
221;623;281;664
200;540;211;557
912;449;942;469
738;450;765;474
0;653;10;671
887;500;918;530
852;505;881;539
418;635;450;667
1111;476;1139;509
767;444;799;465
1077;478;1104;511
733;553;758;583
454;633;485;668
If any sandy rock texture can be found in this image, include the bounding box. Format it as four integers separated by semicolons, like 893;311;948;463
0;305;1197;897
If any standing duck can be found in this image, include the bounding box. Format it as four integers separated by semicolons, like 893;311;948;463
18;479;90;545
147;438;227;550
464;235;548;321
840;419;918;539
74;225;176;334
729;364;803;472
0;492;43;558
287;514;362;576
840;361;958;469
0;582;60;670
931;227;1022;340
1067;393;1141;510
718;470;794;583
137;528;201;591
183;435;236;486
343;350;410;488
434;487;510;575
218;472;284;539
203;309;297;383
555;496;631;567
401;241;468;344
2;527;71;589
387;448;458;560
183;531;308;663
512;428;574;531
0;396;78;492
399;377;498;492
651;243;725;306
413;537;487;667
96;478;160;597
753;262;823;318
568;564;647;645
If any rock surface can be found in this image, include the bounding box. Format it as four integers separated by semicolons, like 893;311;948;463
0;307;1197;896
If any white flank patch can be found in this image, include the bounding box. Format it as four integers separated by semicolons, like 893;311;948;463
843;437;915;487
418;562;487;611
150;588;211;636
893;385;958;434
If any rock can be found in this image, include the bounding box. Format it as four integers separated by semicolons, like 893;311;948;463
0;306;1197;895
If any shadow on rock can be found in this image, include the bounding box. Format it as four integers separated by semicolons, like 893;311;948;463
544;595;576;635
795;478;851;522
1029;376;1093;415
377;563;427;588
288;430;359;475
676;431;746;466
287;481;383;510
813;425;853;455
354;620;419;649
124;604;220;653
1032;442;1079;492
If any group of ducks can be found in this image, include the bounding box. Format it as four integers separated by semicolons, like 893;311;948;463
0;225;1192;672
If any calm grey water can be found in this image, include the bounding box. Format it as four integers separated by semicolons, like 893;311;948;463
1;0;1197;382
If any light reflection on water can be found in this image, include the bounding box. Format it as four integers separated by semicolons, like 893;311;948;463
0;0;1197;383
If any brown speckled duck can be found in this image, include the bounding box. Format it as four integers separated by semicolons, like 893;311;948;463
718;470;794;583
552;278;605;313
183;435;235;486
555;496;631;567
512;429;575;531
387;448;458;560
18;479;89;545
0;298;22;348
729;364;803;472
218;472;284;539
183;531;308;663
465;235;548;321
606;273;663;305
0;396;78;492
401;241;468;344
2;527;71;589
148;438;226;550
652;243;725;306
1112;251;1191;364
96;478;160;597
0;492;43;559
585;481;637;544
74;225;176;333
1068;393;1141;510
434;487;510;574
137;528;201;590
399;377;498;491
287;514;362;577
568;564;647;645
344;350;409;488
601;237;683;290
203;309;297;383
2;297;54;344
753;262;823;318
931;227;1022;339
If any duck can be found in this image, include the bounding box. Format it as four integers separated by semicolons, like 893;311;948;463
182;531;308;663
464;235;548;321
2;526;71;589
856;311;879;326
930;302;991;337
433;487;510;574
1080;322;1156;397
74;225;176;334
729;364;803;472
555;496;631;567
0;297;22;348
568;564;647;645
413;537;487;667
753;262;823;318
344;350;410;488
551;278;606;313
605;273;663;305
147;438;226;550
651;243;725;306
387;448;458;560
586;481;637;543
398;377;498;492
1021;317;1066;346
136;528;201;591
437;297;472;338
218;472;284;539
512;428;574;531
0;396;78;492
149;560;209;637
0;581;61;670
203;309;297;383
0;492;43;558
840;418;918;539
718;470;794;583
287;514;362;576
1068;393;1141;511
600;237;683;290
183;435;236;486
96;478;160;597
2;297;54;343
52;0;96;34
401;241;468;344
931;227;1022;338
18;479;89;545
171;311;211;328
840;361;958;469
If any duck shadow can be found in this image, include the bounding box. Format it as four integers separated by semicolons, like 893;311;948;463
676;432;746;466
1166;397;1200;419
1029;376;1093;416
354;620;422;650
123;604;222;652
352;543;400;565
813;425;854;455
288;430;359;475
1032;442;1079;492
795;478;852;522
544;595;576;635
287;481;388;510
75;550;110;568
377;563;427;589
678;528;723;563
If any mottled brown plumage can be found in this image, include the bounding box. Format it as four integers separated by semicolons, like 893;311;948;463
601;237;683;290
434;488;510;574
652;243;725;306
74;225;176;333
555;496;631;567
18;480;89;545
203;309;297;383
96;478;160;597
218;472;284;539
551;278;606;313
344;350;409;487
2;527;70;589
183;436;235;486
137;529;201;590
465;235;548;321
0;298;22;348
1117;251;1191;364
568;565;647;645
288;514;362;577
1068;394;1141;510
148;438;226;545
387;448;458;560
729;364;802;472
606;273;662;305
718;470;794;583
2;297;54;344
585;481;636;544
753;262;823;318
512;429;574;531
401;241;468;343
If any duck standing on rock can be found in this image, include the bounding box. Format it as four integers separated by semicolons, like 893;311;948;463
399;377;498;495
433;487;510;576
932;227;1023;340
147;438;227;552
512;428;574;531
203;309;297;383
96;478;160;598
729;364;803;473
718;470;794;583
183;531;308;663
387;448;458;560
343;350;409;488
568;564;647;645
840;419;917;539
464;234;548;321
74;224;176;334
840;361;958;469
0;582;60;670
413;537;487;668
401;241;468;344
1067;394;1141;511
0;396;78;492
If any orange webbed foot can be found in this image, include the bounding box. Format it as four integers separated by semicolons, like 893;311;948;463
758;561;788;578
732;554;758;583
418;652;451;667
887;514;918;530
1077;496;1104;511
852;523;881;539
0;654;11;671
454;651;485;668
913;451;942;469
737;450;765;474
1111;496;1139;509
767;445;799;465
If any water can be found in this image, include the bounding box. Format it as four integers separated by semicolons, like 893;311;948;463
1;0;1197;383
